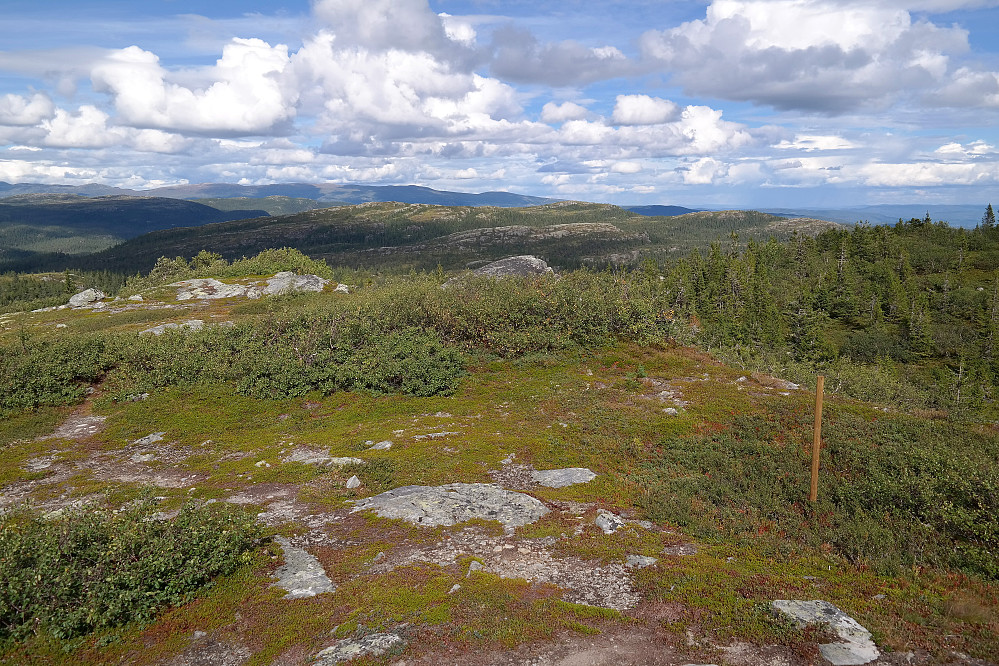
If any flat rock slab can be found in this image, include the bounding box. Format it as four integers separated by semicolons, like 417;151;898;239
39;414;106;441
531;467;596;488
282;447;364;467
139;319;204;335
271;536;335;599
772;600;879;665
351;483;549;528
314;633;405;665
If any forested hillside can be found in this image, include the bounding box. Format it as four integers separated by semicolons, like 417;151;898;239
1;202;841;275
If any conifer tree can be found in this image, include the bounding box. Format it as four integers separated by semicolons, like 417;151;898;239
983;203;996;230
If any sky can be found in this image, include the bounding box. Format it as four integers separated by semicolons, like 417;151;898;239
0;0;998;208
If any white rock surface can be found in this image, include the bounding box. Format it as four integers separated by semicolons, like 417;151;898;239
134;432;166;446
352;483;549;528
345;475;361;489
772;600;880;665
531;467;596;488
314;633;404;665
271;536;335;599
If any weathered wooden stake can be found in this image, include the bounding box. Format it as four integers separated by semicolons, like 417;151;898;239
810;375;824;502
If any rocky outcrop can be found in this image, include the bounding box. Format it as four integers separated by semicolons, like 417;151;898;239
171;272;333;300
314;633;405;665
351;483;549;528
771;600;879;665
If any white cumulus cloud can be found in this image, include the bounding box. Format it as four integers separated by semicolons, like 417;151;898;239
92;39;295;134
540;101;589;123
612;95;680;125
0;93;54;126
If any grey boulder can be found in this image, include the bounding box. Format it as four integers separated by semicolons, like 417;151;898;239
473;255;553;278
69;288;106;307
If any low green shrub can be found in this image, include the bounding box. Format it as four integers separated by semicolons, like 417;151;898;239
0;335;114;415
0;498;262;646
633;408;999;579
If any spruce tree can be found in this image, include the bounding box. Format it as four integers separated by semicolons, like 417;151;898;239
983;204;996;230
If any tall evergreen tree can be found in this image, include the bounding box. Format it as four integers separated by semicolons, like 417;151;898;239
983;203;996;230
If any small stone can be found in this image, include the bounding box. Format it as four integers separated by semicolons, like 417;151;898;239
346;475;361;489
448;584;461;594
193;631;207;639
663;407;679;416
595;510;626;534
56;323;67;328
255;460;271;468
334;283;349;294
127;294;144;301
373;552;386;562
367;440;392;450
625;555;658;568
531;468;596;488
467;561;483;576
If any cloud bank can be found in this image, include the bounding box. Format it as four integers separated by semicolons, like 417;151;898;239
0;0;996;206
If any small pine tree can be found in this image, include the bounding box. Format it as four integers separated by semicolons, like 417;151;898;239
983;203;995;230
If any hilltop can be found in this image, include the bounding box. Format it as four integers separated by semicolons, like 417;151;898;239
0;246;996;665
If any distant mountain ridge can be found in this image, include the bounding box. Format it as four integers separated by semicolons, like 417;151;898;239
0;181;555;208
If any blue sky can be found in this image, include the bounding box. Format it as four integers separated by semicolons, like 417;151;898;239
0;0;997;208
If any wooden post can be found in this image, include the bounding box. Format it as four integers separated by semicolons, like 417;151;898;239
810;375;824;502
